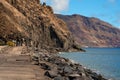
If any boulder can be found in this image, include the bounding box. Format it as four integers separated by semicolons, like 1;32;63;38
63;66;73;74
44;71;58;78
31;61;39;65
68;74;81;80
69;74;80;77
40;63;51;70
54;76;64;80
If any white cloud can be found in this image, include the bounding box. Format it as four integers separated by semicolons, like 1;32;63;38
51;0;69;13
40;0;69;13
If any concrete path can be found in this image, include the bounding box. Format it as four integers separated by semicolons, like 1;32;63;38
0;46;50;80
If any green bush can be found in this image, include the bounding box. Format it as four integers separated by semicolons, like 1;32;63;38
6;41;15;46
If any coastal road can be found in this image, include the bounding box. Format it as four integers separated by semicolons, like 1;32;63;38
0;46;49;80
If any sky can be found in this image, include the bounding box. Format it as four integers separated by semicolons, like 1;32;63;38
40;0;120;29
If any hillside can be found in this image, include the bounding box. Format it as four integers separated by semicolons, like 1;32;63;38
56;14;120;47
0;0;81;52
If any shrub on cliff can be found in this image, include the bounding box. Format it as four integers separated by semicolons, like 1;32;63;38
6;41;15;46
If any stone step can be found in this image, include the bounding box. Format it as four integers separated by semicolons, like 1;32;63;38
0;70;35;75
0;73;35;79
7;56;30;61
0;62;33;67
0;67;34;72
0;77;35;80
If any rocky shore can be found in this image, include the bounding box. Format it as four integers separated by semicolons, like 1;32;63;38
31;50;107;80
0;46;107;80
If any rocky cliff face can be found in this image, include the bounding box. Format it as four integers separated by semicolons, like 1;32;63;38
56;14;120;47
0;0;79;52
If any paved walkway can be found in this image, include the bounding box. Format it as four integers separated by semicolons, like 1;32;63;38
0;46;49;80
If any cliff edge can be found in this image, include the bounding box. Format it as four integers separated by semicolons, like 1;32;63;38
0;0;81;52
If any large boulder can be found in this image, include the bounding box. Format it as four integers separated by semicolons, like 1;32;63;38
44;71;58;78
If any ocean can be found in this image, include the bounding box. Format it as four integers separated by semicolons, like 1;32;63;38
59;48;120;80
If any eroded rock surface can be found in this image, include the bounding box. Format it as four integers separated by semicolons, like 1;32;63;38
0;0;80;52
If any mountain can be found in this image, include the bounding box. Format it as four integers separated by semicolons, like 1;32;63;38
0;0;82;52
56;14;120;47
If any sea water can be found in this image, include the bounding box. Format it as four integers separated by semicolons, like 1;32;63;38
59;48;120;80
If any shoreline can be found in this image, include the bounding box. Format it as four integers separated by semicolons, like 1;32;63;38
31;50;107;80
58;53;109;80
66;58;107;79
58;51;118;80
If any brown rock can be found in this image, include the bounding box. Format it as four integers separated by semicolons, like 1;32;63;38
0;0;80;52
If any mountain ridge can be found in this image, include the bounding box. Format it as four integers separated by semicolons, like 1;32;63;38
56;14;120;47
